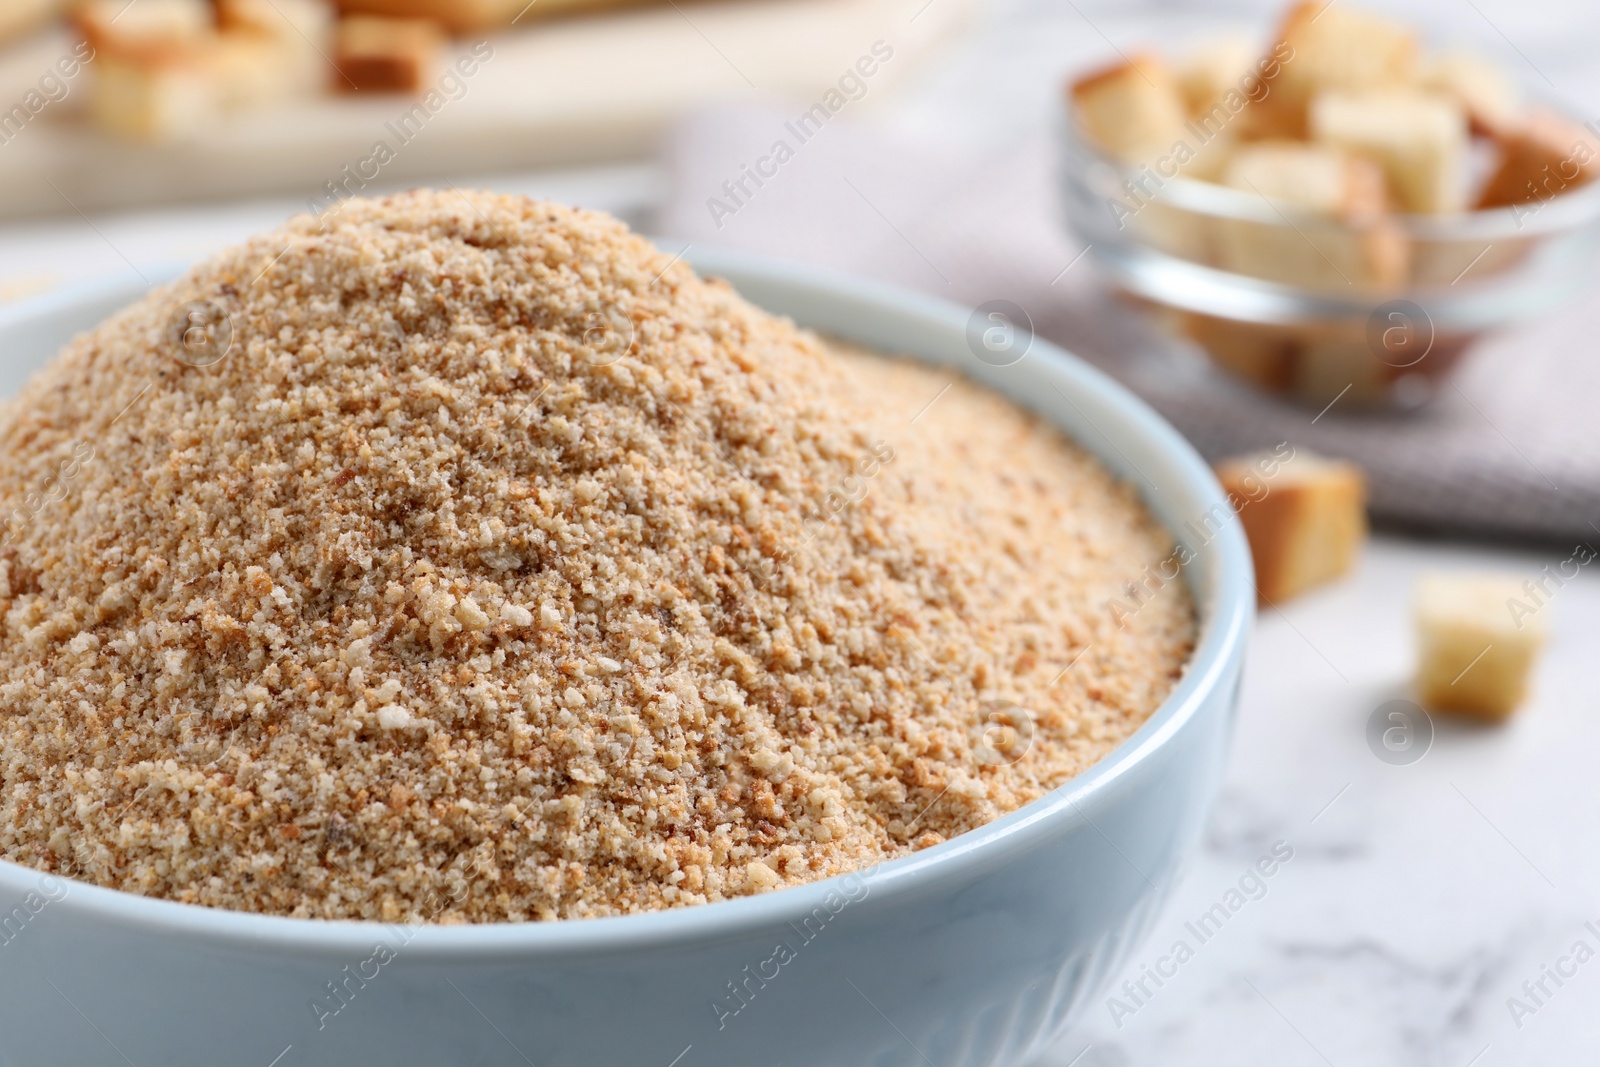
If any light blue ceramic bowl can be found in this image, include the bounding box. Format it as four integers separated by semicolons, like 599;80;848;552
0;248;1252;1067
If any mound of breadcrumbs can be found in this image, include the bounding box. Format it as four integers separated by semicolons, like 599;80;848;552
0;191;1193;922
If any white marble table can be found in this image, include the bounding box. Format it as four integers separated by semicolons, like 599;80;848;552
1042;534;1600;1067
0;3;1596;1064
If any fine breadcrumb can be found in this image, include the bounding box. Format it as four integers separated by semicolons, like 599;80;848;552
0;191;1194;922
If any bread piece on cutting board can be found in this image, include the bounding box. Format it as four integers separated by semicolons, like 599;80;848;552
217;0;334;91
74;0;334;139
74;0;213;61
333;15;443;93
74;0;219;141
86;55;222;141
332;0;646;33
0;0;69;48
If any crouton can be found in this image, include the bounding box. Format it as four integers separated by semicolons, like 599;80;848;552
76;0;334;138
72;0;221;141
1216;449;1367;603
1253;1;1416;137
1221;140;1384;219
1292;336;1400;405
333;15;443;94
1178;315;1298;393
207;30;303;111
1070;53;1189;164
1216;141;1408;288
1174;34;1259;118
1417;48;1520;136
73;0;212;61
217;0;332;99
0;0;68;48
1415;573;1547;721
1476;107;1600;209
1275;0;1417;90
85;53;221;141
1310;89;1468;213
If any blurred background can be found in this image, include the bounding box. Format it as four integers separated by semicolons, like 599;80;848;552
1;0;1596;1063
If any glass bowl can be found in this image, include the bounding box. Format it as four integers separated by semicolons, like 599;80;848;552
1058;107;1600;408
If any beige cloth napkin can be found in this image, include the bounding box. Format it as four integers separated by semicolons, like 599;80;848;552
653;103;1600;544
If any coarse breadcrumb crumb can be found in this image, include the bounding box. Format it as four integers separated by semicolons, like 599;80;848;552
0;191;1194;922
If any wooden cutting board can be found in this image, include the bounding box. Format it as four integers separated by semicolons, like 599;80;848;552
0;0;978;220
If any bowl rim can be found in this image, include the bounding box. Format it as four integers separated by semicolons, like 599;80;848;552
0;247;1253;960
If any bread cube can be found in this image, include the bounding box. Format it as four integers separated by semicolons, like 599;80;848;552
1258;1;1416;136
1175;34;1258;118
1177;316;1467;405
0;0;68;48
1178;129;1241;182
1073;52;1243;259
1291;335;1397;405
1215;449;1366;603
1123;132;1240;262
1179;36;1295;142
217;0;333;90
75;0;218;142
1311;89;1468;213
1277;2;1417;90
1216;141;1408;289
77;0;329;139
1221;141;1393;221
333;15;443;94
1178;315;1297;392
86;53;220;141
1417;48;1520;135
1070;53;1189;164
73;0;212;60
1477;107;1600;209
210;31;299;112
1415;573;1546;721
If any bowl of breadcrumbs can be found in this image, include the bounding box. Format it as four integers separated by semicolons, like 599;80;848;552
0;191;1252;1067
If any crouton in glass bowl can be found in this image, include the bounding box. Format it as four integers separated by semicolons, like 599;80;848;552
1058;3;1600;409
